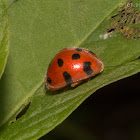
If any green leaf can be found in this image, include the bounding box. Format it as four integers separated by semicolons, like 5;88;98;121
133;0;140;11
0;0;9;79
0;0;140;139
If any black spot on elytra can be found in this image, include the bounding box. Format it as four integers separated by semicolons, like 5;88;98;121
83;61;93;75
75;47;82;51
57;58;63;67
72;54;80;60
47;77;52;84
63;71;73;86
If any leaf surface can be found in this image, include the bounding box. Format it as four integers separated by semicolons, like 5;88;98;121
0;0;9;79
0;0;140;139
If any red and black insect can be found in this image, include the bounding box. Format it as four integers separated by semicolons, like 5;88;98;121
45;47;104;91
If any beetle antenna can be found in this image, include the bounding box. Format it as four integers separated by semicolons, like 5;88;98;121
41;88;47;96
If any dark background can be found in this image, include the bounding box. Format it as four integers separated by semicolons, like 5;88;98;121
40;72;140;140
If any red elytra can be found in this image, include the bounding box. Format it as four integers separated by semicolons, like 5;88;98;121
45;47;104;91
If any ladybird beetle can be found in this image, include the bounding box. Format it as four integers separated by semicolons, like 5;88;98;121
45;47;104;91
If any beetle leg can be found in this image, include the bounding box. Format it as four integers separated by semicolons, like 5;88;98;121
85;78;91;82
70;82;80;87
